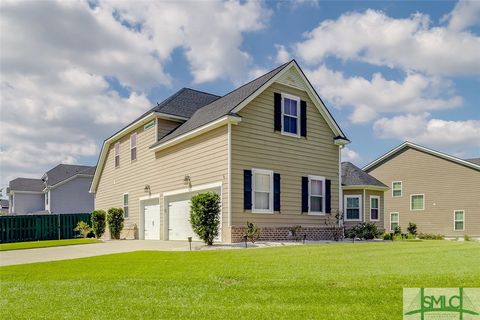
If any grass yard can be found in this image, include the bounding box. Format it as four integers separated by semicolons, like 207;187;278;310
0;241;479;319
0;238;101;251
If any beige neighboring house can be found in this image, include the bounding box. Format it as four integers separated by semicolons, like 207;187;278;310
341;162;388;230
364;142;480;238
90;60;350;242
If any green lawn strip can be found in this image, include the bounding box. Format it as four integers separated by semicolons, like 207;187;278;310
0;238;101;251
0;241;478;319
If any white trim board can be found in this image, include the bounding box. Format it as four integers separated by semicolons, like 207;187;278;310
363;141;480;172
163;182;223;197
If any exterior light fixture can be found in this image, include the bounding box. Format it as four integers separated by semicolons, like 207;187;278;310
183;175;192;188
144;184;151;194
188;236;192;251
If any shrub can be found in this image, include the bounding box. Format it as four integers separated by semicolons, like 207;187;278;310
417;233;444;240
393;225;402;236
91;210;107;238
407;222;417;236
190;192;221;246
464;234;471;241
107;208;125;240
74;221;91;238
382;232;392;241
289;225;302;237
347;222;381;240
246;221;261;243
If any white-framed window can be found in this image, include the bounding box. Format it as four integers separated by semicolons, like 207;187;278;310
130;133;137;161
370;195;380;221
252;168;273;214
308;175;325;215
410;194;424;211
344;195;362;221
114;142;120;168
123;193;129;218
392;181;402;197
390;212;399;231
454;210;464;231
281;93;300;137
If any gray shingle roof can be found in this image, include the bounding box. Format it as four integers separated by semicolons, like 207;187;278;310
43;164;95;186
466;158;480;166
152;61;291;146
0;199;9;208
342;162;388;188
9;178;45;192
153;88;220;118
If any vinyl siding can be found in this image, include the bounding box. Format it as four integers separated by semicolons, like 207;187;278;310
367;147;480;236
10;193;44;215
342;189;385;230
95;119;228;240
50;176;94;214
231;82;340;227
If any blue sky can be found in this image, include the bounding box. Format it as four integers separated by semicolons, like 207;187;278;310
1;0;479;189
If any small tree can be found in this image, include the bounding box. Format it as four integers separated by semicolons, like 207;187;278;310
74;221;91;238
246;221;261;243
324;210;344;241
407;222;417;236
91;210;107;238
190;192;220;246
107;208;125;240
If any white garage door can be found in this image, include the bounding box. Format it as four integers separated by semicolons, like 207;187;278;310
166;187;221;241
143;201;160;240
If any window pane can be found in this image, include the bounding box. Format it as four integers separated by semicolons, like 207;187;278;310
346;209;359;220
455;211;464;221
391;213;399;223
123;194;128;205
284;98;297;116
115;143;120;155
393;190;401;197
391;222;398;230
371;209;378;220
254;192;269;209
131;133;137;147
311;196;322;212
311;179;323;196
393;182;401;190
115;155;120;167
124;206;129;218
255;173;270;192
411;195;424;210
371;198;378;209
347;197;359;208
283;115;297;134
455;221;464;230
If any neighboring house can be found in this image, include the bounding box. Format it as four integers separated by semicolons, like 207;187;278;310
341;162;388;230
364;142;480;238
7;164;95;215
8;178;45;215
0;199;9;215
90;60;350;242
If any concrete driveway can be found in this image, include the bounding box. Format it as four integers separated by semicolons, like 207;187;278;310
0;240;204;267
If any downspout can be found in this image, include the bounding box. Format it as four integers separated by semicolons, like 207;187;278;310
227;122;232;229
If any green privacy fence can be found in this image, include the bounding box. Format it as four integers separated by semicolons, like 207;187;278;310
0;213;90;243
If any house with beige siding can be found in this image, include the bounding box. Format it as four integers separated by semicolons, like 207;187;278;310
341;162;388;230
364;142;480;238
90;60;350;242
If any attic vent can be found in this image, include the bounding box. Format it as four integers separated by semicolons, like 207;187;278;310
144;120;155;130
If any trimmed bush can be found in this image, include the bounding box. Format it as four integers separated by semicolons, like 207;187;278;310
74;221;91;238
190;192;221;246
407;222;417;236
393;225;402;236
418;233;444;240
246;221;261;243
347;222;381;240
91;210;107;239
107;208;125;240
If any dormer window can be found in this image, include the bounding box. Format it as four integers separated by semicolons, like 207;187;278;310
281;93;300;136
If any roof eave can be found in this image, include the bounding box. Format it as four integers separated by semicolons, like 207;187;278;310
342;185;389;191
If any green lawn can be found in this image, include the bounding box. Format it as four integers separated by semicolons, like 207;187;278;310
0;241;478;319
0;238;101;251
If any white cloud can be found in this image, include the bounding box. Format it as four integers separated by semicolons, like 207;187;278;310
341;147;360;163
295;9;480;76
306;65;462;123
444;0;480;31
275;44;291;64
104;0;271;84
373;113;480;152
0;0;271;187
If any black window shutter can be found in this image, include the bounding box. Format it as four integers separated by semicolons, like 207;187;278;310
244;170;252;210
325;179;331;214
300;100;307;137
301;176;309;212
273;173;281;211
274;92;282;131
